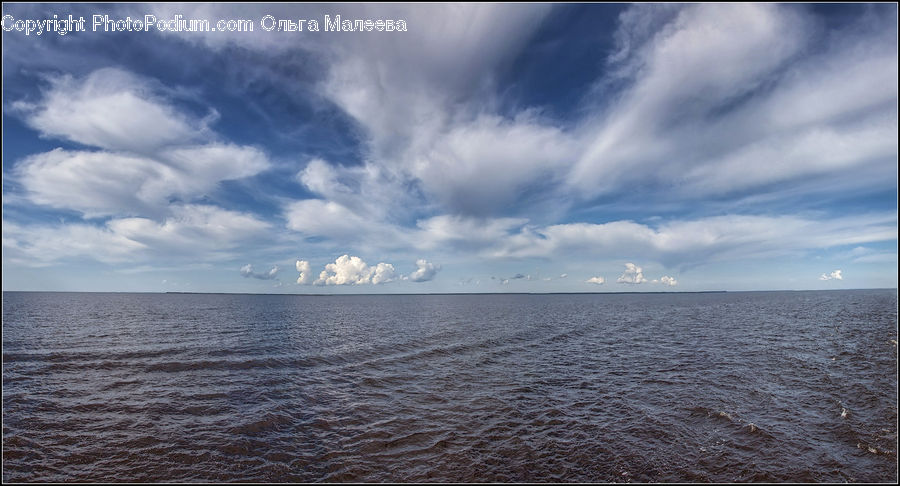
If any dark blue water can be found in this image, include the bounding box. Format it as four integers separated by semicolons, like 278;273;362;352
2;290;897;482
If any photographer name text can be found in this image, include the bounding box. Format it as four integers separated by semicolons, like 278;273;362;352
2;14;408;36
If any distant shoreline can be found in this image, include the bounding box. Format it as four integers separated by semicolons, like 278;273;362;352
2;289;896;297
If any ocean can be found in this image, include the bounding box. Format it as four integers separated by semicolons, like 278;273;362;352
2;290;897;482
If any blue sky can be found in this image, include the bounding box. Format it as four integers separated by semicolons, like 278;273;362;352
2;3;897;293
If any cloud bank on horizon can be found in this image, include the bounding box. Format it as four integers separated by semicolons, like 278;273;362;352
1;3;897;292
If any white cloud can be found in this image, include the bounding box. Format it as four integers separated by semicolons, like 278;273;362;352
415;215;528;251
569;3;897;203
16;145;269;218
657;276;678;286
296;260;313;284
852;253;897;264
240;264;278;280
571;4;811;194
820;270;843;281
4;4;896;292
586;276;606;285
281;203;896;273
106;205;270;252
16;67;206;152
2;204;270;266
283;199;402;247
410;114;577;216
273;3;894;266
371;262;397;285
2;219;147;266
617;263;648;284
11;68;270;218
298;158;353;201
491;213;897;269
314;254;396;285
409;259;440;282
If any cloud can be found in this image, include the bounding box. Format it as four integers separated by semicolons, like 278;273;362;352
15;145;269;218
408;259;440;282
296;260;313;284
617;263;648;284
586;276;606;285
240;264;279;280
852;253;898;264
257;4;894;272
371;262;397;285
2;4;896;292
2;219;148;266
2;204;270;266
490;213;897;269
820;270;843;281
15;67;207;152
283;199;402;247
409;114;578;216
570;3;897;203
414;215;528;251
656;276;678;286
313;254;396;285
282;202;896;272
106;204;270;252
283;3;895;226
11;68;270;218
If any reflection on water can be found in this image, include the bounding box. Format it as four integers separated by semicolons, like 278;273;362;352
2;290;897;482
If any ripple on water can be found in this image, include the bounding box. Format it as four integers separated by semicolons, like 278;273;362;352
2;290;897;482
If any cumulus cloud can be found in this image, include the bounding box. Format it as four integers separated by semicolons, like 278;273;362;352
296;260;313;284
408;259;440;282
371;262;397;284
314;254;396;285
586;276;606;285
240;264;278;280
656;276;678;286
820;270;843;281
617;263;648;284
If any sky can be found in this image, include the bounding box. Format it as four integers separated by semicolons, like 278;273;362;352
1;3;897;294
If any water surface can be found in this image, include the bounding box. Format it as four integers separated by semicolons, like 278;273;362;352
3;290;897;482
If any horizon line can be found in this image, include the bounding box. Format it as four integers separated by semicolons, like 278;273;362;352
1;288;897;297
